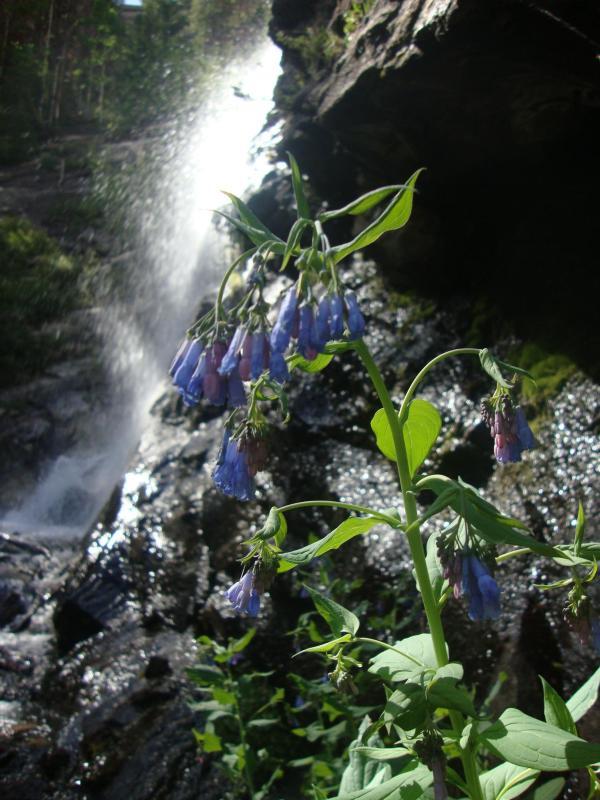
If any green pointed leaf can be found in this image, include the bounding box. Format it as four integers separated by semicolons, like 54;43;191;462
526;778;565;800
479;348;512;388
287;152;311;219
222;191;284;245
217;209;285;251
305;585;360;637
282;219;312;270
193;728;222;752
479;762;538;800
371;399;441;477
371;408;396;460
353;747;412;762
230;627;256;654
494;357;535;383
247;717;279;728
427;677;476;717
480;708;600;770
211;687;236;705
318;184;412;222
566;666;600;722
417;476;561;558
402;399;442;476
288;352;334;373
278;516;381;573
434;662;464;681
329;169;424;264
336;764;433;800
339;716;392;794
369;634;443;683
186;664;224;686
296;633;352;656
574;501;585;556
384;684;428;730
425;531;449;604
540;677;577;735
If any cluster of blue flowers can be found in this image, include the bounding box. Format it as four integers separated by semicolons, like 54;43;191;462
269;285;365;382
460;553;501;621
170;339;246;408
440;543;501;621
226;570;260;616
481;398;536;464
212;428;268;502
169;269;368;512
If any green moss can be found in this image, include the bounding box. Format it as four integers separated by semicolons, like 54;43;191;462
507;343;577;404
0;216;85;387
274;28;343;77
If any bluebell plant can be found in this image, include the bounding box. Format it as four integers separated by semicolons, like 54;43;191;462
176;156;600;799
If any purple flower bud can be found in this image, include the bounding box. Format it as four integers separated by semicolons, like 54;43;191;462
329;294;344;339
227;571;260;616
203;371;227;405
169;338;191;377
219;326;246;376
181;352;207;406
203;343;228;405
269;351;290;384
172;339;203;391
226;367;247;407
515;407;536;450
344;291;365;339
212;433;256;501
315;295;331;350
270;287;298;353
298;304;318;360
461;554;501;621
250;332;269;379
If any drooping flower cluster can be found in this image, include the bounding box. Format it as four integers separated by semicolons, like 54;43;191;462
226;570;260;616
170;338;246;408
212;427;269;502
460;553;501;621
481;396;536;464
268;284;366;383
226;558;278;617
438;537;501;621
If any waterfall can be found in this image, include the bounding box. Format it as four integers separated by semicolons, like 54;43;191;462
2;40;281;540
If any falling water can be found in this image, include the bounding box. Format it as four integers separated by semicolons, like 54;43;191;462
2;39;281;539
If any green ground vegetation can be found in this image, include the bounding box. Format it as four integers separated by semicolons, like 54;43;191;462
0;216;85;386
0;0;270;163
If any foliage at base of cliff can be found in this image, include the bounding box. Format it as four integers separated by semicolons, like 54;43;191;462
0;216;85;388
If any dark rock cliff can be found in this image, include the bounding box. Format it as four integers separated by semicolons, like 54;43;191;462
269;0;600;373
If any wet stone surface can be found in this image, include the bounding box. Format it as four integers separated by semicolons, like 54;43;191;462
0;259;599;798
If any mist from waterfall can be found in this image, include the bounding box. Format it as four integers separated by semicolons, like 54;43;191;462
2;40;281;540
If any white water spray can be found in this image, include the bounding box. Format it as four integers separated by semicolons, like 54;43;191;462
2;40;281;539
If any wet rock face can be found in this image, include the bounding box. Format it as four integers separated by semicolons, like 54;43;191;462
1;258;599;798
270;0;600;374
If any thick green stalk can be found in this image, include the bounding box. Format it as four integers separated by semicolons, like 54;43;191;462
354;340;484;800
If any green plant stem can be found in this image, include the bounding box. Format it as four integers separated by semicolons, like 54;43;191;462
214;246;256;323
354;339;484;800
231;678;256;800
495;547;531;563
277;499;401;528
398;348;480;423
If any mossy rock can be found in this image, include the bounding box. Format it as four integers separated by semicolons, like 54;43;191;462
0;216;85;387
